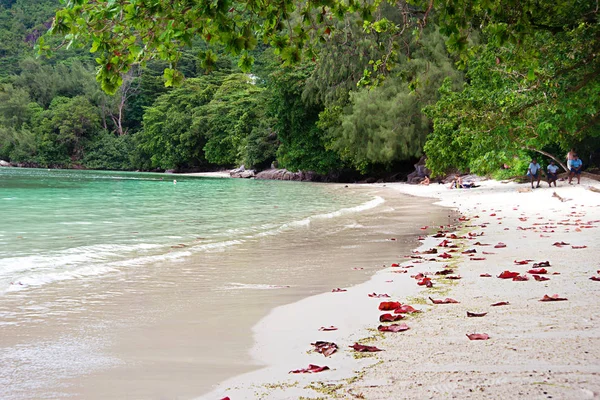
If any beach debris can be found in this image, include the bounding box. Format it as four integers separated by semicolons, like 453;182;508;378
446;275;462;280
438;252;453;259
290;364;330;374
480;273;492;277
512;274;529;281
319;326;338;331
462;249;477;254
466;333;490;340
429;297;459;304
350;343;383;352
467;311;487;317
473;241;490;246
331;288;347;292
514;259;533;265
532;261;551;267
498;271;520;279
417;277;433;287
379;301;401;311
380;313;404;322
540;294;568;302
390;238;397;241
494;242;507;248
552;241;570;247
378;323;410;332
438;239;451;247
435;268;454;275
392;270;408;274
470;257;487;261
394;305;421;314
415;248;437;254
572;245;588;249
533;275;550;281
311;341;338;357
411;272;425;279
220;397;231;400
552;191;569;202
391;263;400;267
482;251;496;255
352;267;364;270
590;276;600;281
368;293;391;298
491;301;510;306
527;268;548;274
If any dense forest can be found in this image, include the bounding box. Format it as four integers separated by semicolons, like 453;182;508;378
0;0;598;179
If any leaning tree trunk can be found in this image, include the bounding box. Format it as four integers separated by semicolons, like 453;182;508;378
525;147;568;173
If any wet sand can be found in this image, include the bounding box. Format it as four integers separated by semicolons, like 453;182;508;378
0;185;452;399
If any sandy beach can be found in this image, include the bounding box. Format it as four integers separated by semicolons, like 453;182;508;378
204;176;600;399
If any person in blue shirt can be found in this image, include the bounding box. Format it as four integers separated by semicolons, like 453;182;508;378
527;159;542;188
547;160;559;187
568;154;583;184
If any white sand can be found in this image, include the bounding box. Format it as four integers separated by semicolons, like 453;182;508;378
175;171;232;178
200;177;600;400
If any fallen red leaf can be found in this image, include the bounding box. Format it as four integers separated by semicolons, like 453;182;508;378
533;275;550;281
390;238;396;241
220;397;231;400
446;275;462;280
319;326;338;331
590;276;600;281
494;242;507;248
368;293;390;298
480;273;492;277
379;301;401;311
391;263;400;267
435;268;454;275
470;257;487;261
512;274;529;281
473;241;490;246
482;251;496;255
433;232;446;238
438;239;451;247
290;364;330;374
527;268;547;274
394;305;421;314
552;241;569;246
532;261;551;267
514;259;532;265
393;270;408;274
491;301;510;306
466;333;490;340
498;271;520;279
350;343;383;352
311;341;338;357
412;272;425;279
466;311;488;317
438;252;453;259
417;277;433;287
572;245;588;249
378;323;410;332
462;249;477;254
332;288;347;292
540;294;568;302
379;313;404;322
429;297;459;304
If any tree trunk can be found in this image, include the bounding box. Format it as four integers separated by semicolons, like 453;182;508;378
525;147;568;173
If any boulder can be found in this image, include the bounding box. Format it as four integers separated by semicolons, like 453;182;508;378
0;160;11;167
406;156;430;184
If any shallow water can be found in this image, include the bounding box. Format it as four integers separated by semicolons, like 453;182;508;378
0;168;452;399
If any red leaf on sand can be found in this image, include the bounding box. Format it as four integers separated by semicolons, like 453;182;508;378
446;275;462;280
429;297;459;304
498;271;520;279
311;341;338;357
394;305;421;314
378;323;410;332
466;333;490;340
420;226;428;230
332;288;347;292
572;245;588;249
528;268;547;274
418;236;425;240
467;311;488;317
514;259;533;265
462;249;477;254
491;301;510;306
417;277;433;287
552;241;569;247
220;397;231;400
590;276;600;281
470;257;487;261
380;313;404;322
435;268;454;275
402;265;414;269
439;252;453;259
482;251;496;255
433;232;446;238
368;293;390;298
533;275;550;281
512;274;529;281
473;241;490;246
438;239;451;247
412;272;425;279
540;294;568;302
393;270;408;274
494;242;507;248
350;343;383;352
290;364;330;374
391;263;400;267
379;301;401;311
532;261;551;267
480;273;492;277
319;326;338;331
390;238;397;241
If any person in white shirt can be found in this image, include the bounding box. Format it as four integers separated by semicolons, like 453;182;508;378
547;160;559;187
527;159;542;188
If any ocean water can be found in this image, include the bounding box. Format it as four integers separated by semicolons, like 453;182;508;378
0;167;450;399
0;168;377;294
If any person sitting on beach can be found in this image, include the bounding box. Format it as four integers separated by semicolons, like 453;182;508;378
547;160;559;187
448;175;462;189
419;176;430;185
568;154;583;184
527;159;542;189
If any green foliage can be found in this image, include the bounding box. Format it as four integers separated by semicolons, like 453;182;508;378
82;130;134;170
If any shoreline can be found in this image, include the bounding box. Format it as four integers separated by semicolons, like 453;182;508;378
203;177;600;399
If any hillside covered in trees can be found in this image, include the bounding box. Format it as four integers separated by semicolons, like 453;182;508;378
0;0;598;179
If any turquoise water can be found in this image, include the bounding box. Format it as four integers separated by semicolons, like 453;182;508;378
0;168;375;293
